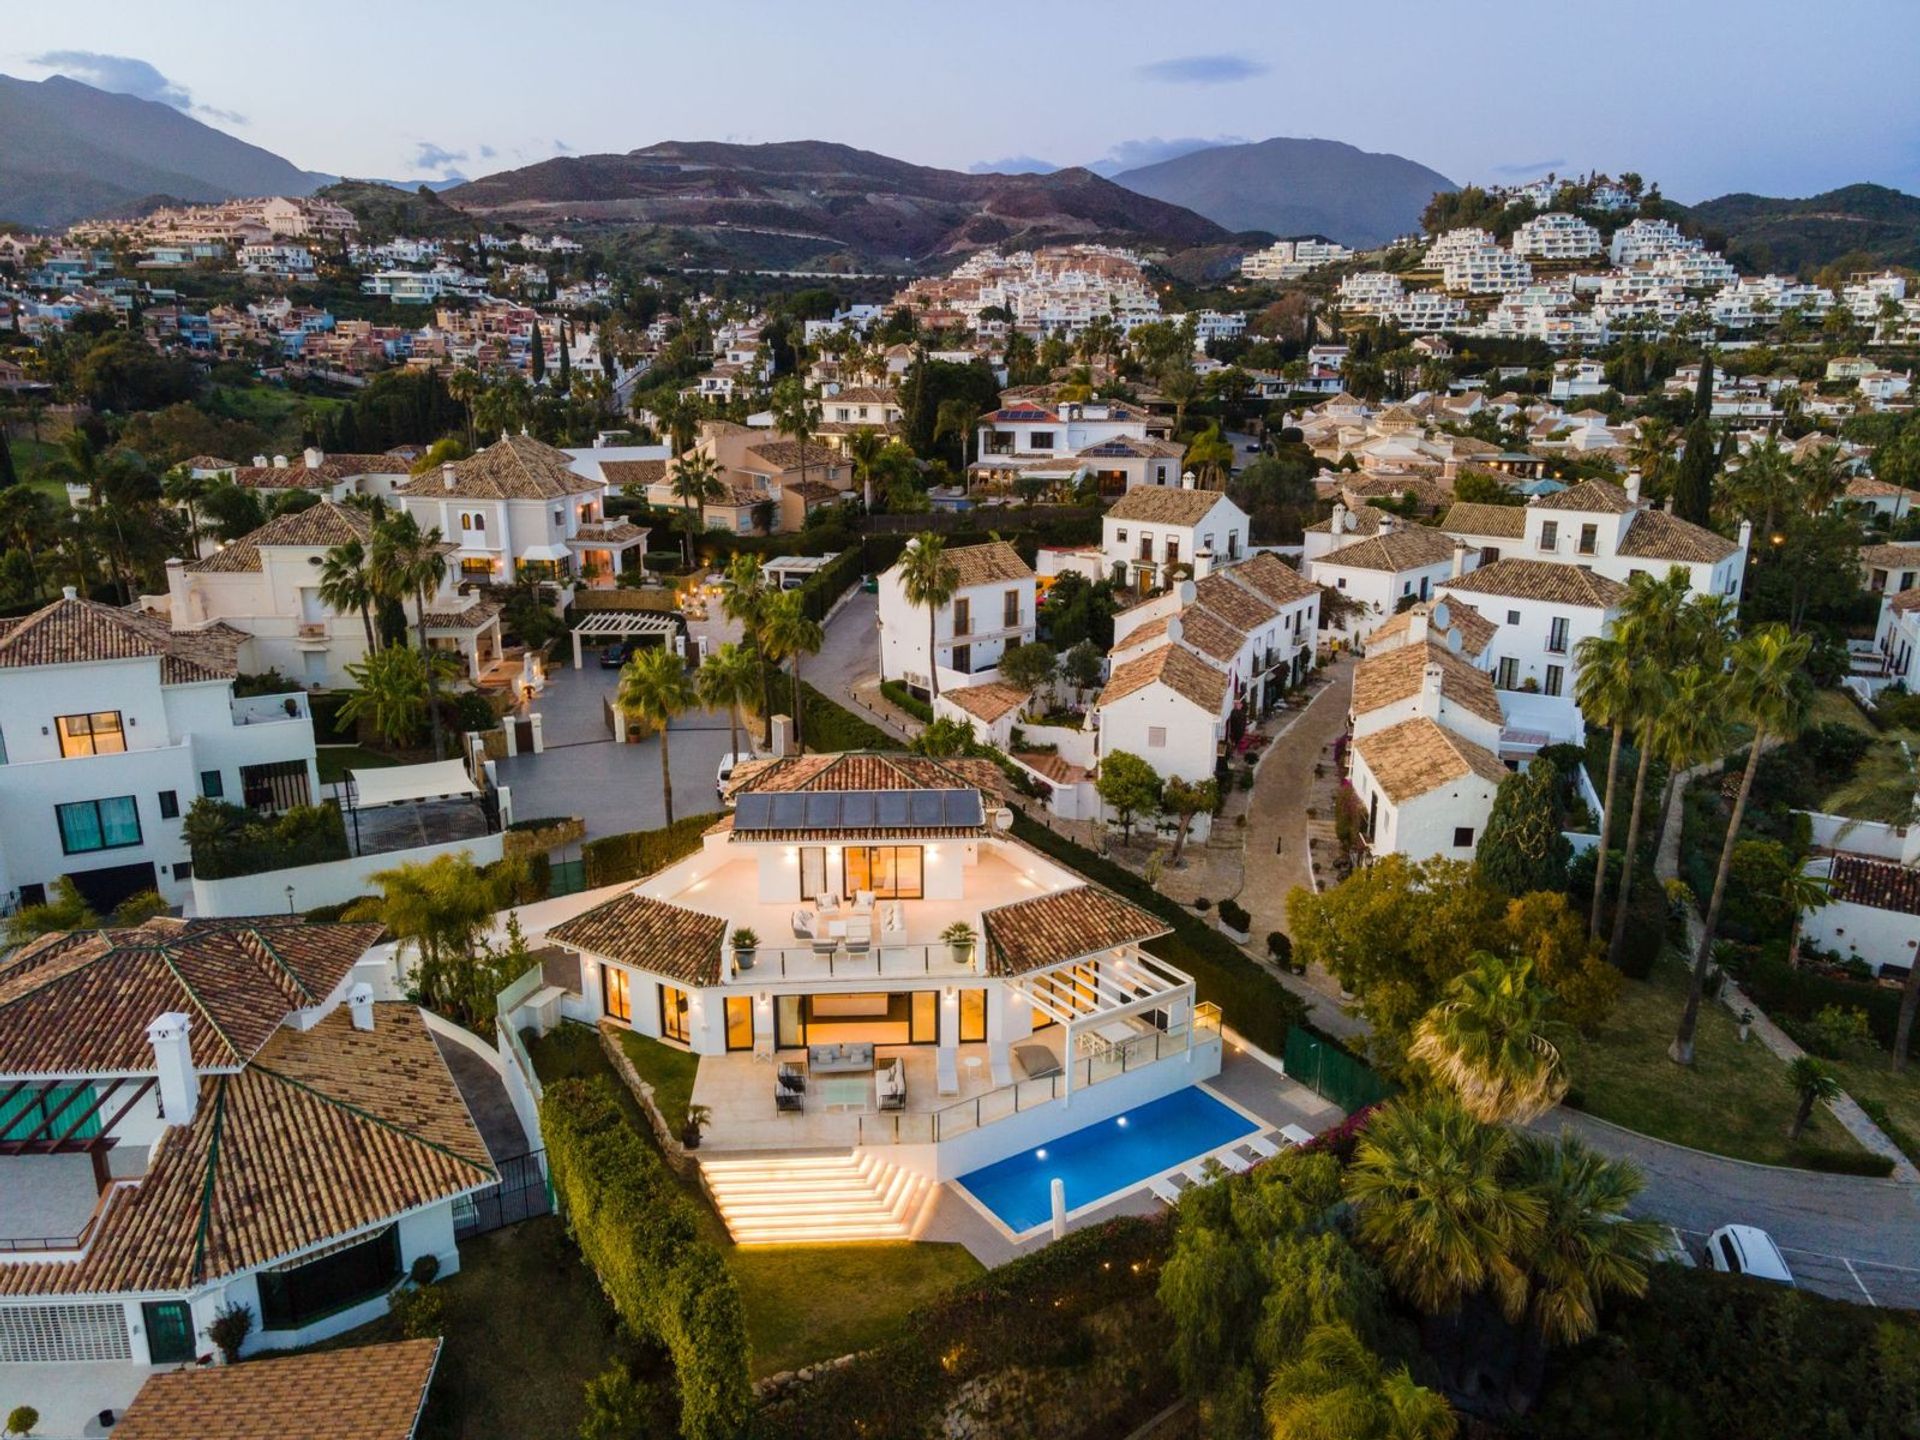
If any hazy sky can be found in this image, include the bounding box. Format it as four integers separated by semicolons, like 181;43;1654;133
8;0;1917;202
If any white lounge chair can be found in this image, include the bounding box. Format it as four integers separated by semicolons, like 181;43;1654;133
1149;1177;1185;1206
1245;1134;1281;1160
1279;1123;1315;1148
790;908;815;940
845;915;873;958
1216;1149;1252;1174
936;1047;960;1096
1180;1162;1218;1188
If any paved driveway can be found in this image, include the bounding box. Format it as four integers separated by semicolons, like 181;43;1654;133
496;664;742;839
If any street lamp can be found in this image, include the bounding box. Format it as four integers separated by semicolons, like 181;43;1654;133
284;885;296;915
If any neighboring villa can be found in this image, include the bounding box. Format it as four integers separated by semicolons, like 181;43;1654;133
163;500;504;689
1102;486;1252;595
0;590;319;915
0;918;492;1420
972;395;1181;497
1305;509;1464;640
392;433;648;588
877;541;1036;695
643;423;853;534
1797;810;1920;976
521;752;1224;1243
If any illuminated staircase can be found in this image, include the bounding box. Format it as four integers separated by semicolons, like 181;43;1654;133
698;1151;932;1245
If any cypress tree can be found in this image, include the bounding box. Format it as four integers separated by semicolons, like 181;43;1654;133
1691;349;1714;420
530;318;547;384
557;321;571;395
1672;415;1717;525
0;427;17;489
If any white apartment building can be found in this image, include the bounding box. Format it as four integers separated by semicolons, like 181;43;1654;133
1842;271;1906;321
1511;213;1603;261
1609;217;1692;267
1388;290;1471;332
877;540;1036;694
1549;359;1610;400
0;591;321;914
973;397;1179;496
1101;487;1251;594
1425;228;1497;267
1240;238;1353;281
1651;248;1739;290
1442;245;1534;295
1189;309;1247;343
237;244;315;277
1338;271;1406;315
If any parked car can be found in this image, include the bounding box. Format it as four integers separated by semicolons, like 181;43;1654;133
716;751;752;803
599;640;636;669
1706;1224;1794;1284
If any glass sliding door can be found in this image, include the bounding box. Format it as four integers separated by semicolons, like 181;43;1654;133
659;985;691;1045
799;847;828;902
843;845;923;899
602;966;631;1023
958;988;986;1043
911;990;939;1044
724;995;753;1052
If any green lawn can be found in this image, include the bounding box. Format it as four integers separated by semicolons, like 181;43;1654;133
526;1021;982;1377
316;744;402;786
616;1027;702;1131
1824;1051;1920;1163
1809;688;1879;735
1561;956;1868;1167
321;1217;623;1440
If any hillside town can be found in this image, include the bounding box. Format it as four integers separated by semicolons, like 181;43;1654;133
3;28;1920;1439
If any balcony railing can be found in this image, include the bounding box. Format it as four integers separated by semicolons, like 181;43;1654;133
857;1003;1221;1145
0;1179;133;1255
729;943;979;983
230;691;311;725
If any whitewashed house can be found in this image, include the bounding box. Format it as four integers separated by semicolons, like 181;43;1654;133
1101;487;1251;595
1347;709;1507;862
1305;513;1464;640
877;540;1036;695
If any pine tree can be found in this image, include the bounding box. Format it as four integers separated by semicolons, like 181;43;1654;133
530;319;547;384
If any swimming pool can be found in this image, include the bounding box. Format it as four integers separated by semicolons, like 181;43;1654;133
955;1086;1260;1235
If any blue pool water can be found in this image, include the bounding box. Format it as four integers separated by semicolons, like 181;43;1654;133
956;1087;1259;1234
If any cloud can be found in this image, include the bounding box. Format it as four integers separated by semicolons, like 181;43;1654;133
1492;158;1567;176
1089;136;1243;175
412;141;468;174
31;50;246;124
1135;54;1267;85
969;155;1058;175
478;144;497;160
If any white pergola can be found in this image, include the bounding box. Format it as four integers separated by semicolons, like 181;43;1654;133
569;611;682;669
1005;946;1195;1096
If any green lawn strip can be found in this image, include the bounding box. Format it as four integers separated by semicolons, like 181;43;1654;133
316;744;403;786
528;1021;979;1377
733;1242;984;1379
312;1217;620;1440
1822;1051;1920;1163
616;1027;701;1130
1807;687;1879;736
1561;956;1867;1167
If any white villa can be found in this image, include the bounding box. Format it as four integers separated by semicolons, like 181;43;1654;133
0;917;492;1415
972;396;1180;497
0;591;320;916
525;753;1225;1242
877;540;1037;696
1102;487;1252;595
1305;511;1464;640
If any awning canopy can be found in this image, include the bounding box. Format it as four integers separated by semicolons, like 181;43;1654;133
347;758;480;808
572;612;682;639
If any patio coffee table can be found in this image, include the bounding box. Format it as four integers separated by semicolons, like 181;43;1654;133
817;1077;870;1112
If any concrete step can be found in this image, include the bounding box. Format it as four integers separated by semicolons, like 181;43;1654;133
699;1149;931;1244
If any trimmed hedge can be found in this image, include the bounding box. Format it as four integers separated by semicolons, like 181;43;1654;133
542;1078;748;1440
1731;951;1907;1052
1010;812;1308;1054
796;680;895;752
185;799;349;880
880;679;934;723
749;1217;1171;1440
1791;1145;1897;1178
582;812;723;888
794;546;862;622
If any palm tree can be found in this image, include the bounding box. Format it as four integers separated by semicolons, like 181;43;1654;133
447;366;482;452
1644;664;1732;878
897;533;960;702
933;398;976;484
618;645;697;825
1626;418;1676;501
1671;624;1813;1065
373;513;452;759
1408;954;1568;1124
315;538;381;653
697;642;759;770
1787;1056;1841;1139
1824;733;1920;1066
771;375;821;502
656;391;700;456
345;851;512;1026
1505;1133;1660;1404
669;452;724;563
845;426;885;511
339;645;453;748
1343;1096;1543;1323
1573;630;1636;939
1263;1323;1457;1440
161;466;211;556
38;430;102;504
760;591;823;753
720;550;773;715
0;485;57;594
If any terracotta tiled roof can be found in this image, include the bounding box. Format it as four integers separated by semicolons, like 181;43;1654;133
1538;478;1635;514
1315;525;1459;574
0;1006;492;1298
0;918;384;1077
1173;603;1244;662
544;892;727;985
1829;854;1920;918
1352;642;1503;727
1226;552;1317;607
981;884;1171;976
1368;599;1496;659
182;454;240;471
1106;488;1233;527
1097;642;1228;714
744;439;844;472
1305;503;1392;536
1352;716;1509;803
945;540;1034;588
0;595;243;682
116;1339;441;1440
1193;570;1279;631
1860;543;1920;571
422;599;502;631
726;752;1010;801
395;434;597;500
570;520;649;546
1440;502;1529;539
943;681;1030;723
1889;587;1920;614
1013;750;1090;785
186;499;373;573
1440;556;1627;608
1077;435;1186;459
600;458;667;489
1846;476;1908;499
1617;508;1740;564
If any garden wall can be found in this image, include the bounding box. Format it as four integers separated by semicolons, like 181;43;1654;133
191;832;504;916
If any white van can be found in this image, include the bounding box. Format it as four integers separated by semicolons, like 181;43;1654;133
1706;1225;1794;1285
716;752;751;804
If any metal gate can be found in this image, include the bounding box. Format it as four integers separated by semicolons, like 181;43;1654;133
548;859;585;896
454;1150;551;1239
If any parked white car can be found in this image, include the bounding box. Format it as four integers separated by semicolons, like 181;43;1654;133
716;751;752;803
1706;1224;1794;1285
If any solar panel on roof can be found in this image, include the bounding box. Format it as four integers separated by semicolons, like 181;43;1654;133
841;792;876;826
804;792;840;827
908;791;941;824
876;792;911;826
734;794;773;830
770;793;809;827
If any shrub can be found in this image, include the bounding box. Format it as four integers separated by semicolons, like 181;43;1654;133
506;815;574;833
795;681;895;751
1193;897;1211;911
1217;899;1250;932
1728;951;1906;1050
1791;1146;1897;1178
583;812;723;888
880;679;934;723
409;1253;441;1286
204;1302;253;1364
1267;931;1292;967
388;1282;445;1340
541;1079;749;1440
184;798;349;880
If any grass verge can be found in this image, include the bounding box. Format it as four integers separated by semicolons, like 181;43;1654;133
1561;956;1869;1167
616;1026;701;1130
316;743;403;786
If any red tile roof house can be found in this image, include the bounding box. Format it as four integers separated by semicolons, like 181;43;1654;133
0;918;494;1432
509;752;1234;1245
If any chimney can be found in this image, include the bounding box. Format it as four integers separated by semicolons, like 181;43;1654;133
1624;470;1642;505
770;713;794;757
1738;518;1753;552
1377;512;1397;534
62;584;78;601
252;454;268;467
1193;546;1213;579
1420;663;1445;719
1406;608;1429;646
1332;501;1349;534
1181;470;1197;490
348;981;375;1032
1452;539;1468;579
271;454;288;469
442;463;458;491
147;1012;197;1127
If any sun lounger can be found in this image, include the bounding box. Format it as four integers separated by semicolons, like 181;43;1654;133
1279;1123;1315;1147
1149;1178;1185;1206
1180;1163;1218;1188
1245;1134;1280;1160
1215;1149;1252;1174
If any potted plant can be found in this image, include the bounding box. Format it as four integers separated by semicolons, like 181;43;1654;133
732;927;759;972
681;1103;712;1150
942;921;977;968
204;1301;253;1365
